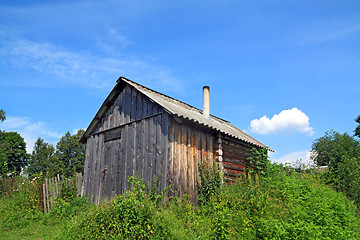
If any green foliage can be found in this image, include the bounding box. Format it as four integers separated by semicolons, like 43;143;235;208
27;137;55;176
311;130;360;205
2;169;360;239
247;147;270;176
0;175;88;238
0;131;29;174
197;160;222;206
355;115;360;138
0;109;5;122
59;178;78;201
51;130;86;177
60;175;172;239
45;197;89;223
0;176;43;230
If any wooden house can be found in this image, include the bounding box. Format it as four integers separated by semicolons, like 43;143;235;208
80;76;271;204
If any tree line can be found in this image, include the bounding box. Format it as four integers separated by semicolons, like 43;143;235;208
311;115;360;206
0;109;85;178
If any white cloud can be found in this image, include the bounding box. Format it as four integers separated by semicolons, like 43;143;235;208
0;116;62;153
0;28;184;92
271;150;315;167
249;108;314;135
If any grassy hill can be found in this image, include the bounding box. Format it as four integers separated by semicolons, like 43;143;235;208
1;164;360;239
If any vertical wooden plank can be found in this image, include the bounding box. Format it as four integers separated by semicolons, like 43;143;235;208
45;179;49;213
114;93;121;127
42;183;47;213
174;122;181;196
135;121;142;176
119;88;126;125
138;119;145;180
110;143;117;200
160;112;169;195
120;126;127;194
49;178;53;210
103;140;113;202
82;137;91;197
181;124;188;195
141;97;149;183
54;177;58;200
124;123;131;191
208;132;214;166
131;122;136;181
122;86;131;192
97;134;103;204
76;173;82;197
167;120;175;195
194;128;201;195
124;85;131;123
135;92;143;179
136;91;143;119
129;87;137;180
114;138;121;196
88;136;95;202
95;134;105;205
148;105;156;188
92;135;99;204
54;177;59;199
101;142;108;203
89;135;99;203
130;86;137;121
201;131;206;166
47;178;50;212
155;114;162;194
188;127;195;199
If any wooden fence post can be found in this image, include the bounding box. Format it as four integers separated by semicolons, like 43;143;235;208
42;173;83;213
45;178;50;213
76;173;83;197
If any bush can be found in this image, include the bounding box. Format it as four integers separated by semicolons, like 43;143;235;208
59;175;173;239
197;160;222;206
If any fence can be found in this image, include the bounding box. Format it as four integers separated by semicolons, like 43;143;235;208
42;173;83;213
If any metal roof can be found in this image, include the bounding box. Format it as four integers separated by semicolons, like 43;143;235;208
81;76;272;150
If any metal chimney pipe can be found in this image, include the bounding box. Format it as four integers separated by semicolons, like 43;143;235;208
203;86;210;117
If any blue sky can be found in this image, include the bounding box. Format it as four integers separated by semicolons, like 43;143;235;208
1;0;359;164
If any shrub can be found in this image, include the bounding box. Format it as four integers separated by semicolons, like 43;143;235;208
59;175;172;239
197;160;222;206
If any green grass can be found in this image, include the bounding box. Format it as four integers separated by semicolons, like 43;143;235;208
1;165;360;239
1;220;64;240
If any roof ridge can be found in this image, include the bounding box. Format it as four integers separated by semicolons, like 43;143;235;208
118;76;230;123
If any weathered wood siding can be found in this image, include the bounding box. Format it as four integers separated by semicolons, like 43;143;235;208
82;85;169;204
167;117;214;199
82;83;258;204
220;135;257;181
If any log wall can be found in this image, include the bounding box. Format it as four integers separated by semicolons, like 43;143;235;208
219;135;258;181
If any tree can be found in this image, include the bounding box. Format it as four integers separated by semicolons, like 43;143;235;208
0;109;5;122
355;115;360;138
311;130;360;205
0;131;28;174
27;138;55;176
53;129;86;177
311;130;360;167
